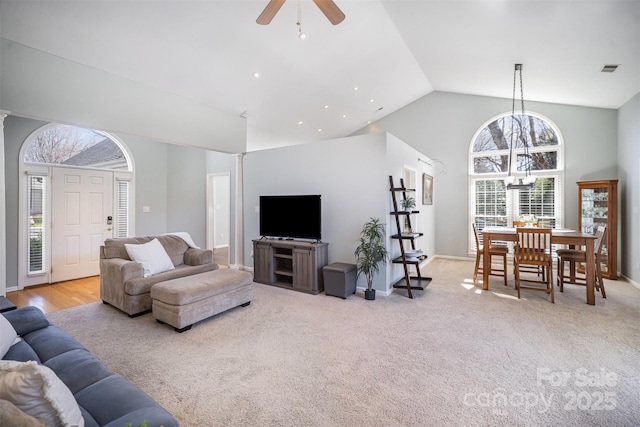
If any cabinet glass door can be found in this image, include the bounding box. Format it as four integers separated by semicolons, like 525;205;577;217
580;187;610;275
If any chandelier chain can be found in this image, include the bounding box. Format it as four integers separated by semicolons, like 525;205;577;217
506;64;535;190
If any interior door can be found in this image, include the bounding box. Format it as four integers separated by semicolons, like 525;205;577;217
51;167;113;282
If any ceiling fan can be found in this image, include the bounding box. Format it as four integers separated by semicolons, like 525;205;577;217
257;0;345;25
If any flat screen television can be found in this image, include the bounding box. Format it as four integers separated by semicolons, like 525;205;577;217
259;195;321;241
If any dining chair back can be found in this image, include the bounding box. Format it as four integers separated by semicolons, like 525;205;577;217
511;221;544;280
556;225;607;298
514;227;554;303
472;223;508;286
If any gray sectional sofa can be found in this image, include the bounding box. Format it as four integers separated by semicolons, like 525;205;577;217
2;306;178;426
100;235;218;316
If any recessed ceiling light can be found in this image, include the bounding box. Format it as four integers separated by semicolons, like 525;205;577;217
369;99;375;103
317;128;323;132
601;64;619;73
342;114;347;118
323;105;329;109
353;87;359;91
253;72;260;78
298;121;303;125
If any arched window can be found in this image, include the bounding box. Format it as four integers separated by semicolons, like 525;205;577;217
20;124;134;286
23;124;131;170
468;112;564;252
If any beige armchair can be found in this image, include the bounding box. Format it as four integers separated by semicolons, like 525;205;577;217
100;235;217;316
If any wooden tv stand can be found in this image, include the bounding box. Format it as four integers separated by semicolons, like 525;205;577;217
252;239;328;294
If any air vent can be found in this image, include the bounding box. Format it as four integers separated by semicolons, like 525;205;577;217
601;64;619;73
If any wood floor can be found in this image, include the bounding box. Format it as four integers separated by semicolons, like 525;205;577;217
6;276;101;315
6;247;230;315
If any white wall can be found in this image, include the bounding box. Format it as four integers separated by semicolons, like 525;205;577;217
0;39;247;154
385;133;436;288
354;91;619;260
243;132;435;293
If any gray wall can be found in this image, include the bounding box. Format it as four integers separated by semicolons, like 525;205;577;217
243;132;435;293
243;133;387;280
125;135;169;237
4;116;49;288
166;144;206;244
617;93;640;282
355;91;619;263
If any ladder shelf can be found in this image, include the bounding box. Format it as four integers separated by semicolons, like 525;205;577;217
389;175;432;298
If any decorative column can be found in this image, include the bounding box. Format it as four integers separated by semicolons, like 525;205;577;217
233;153;244;269
0;111;9;296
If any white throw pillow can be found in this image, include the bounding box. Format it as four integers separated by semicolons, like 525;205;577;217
0;314;18;359
0;360;84;427
125;238;175;278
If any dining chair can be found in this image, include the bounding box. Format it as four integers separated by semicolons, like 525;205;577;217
556;225;607;298
512;221;543;281
472;223;508;286
513;227;554;303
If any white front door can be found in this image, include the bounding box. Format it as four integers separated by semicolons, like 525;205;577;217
51;167;113;282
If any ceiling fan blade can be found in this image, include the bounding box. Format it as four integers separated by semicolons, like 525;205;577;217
256;0;286;25
312;0;345;25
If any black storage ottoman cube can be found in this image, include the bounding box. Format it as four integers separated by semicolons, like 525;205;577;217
323;262;357;299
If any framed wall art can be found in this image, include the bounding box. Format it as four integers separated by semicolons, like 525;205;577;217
422;173;433;205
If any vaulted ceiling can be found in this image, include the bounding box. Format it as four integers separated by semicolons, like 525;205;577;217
1;0;638;145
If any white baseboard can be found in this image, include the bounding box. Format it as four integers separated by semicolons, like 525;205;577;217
620;274;640;290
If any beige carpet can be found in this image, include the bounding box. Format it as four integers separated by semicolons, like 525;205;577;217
48;259;640;426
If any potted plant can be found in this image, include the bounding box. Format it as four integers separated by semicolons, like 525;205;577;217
400;197;416;234
354;217;389;300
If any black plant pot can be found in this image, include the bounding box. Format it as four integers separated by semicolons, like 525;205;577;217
364;289;376;300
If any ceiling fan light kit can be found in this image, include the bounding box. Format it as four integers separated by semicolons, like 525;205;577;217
257;0;345;26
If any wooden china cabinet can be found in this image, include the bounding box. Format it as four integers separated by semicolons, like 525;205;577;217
577;179;618;280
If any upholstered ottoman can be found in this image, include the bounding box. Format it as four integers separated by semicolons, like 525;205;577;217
150;269;253;332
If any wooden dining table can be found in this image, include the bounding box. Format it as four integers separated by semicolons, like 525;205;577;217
481;227;598;305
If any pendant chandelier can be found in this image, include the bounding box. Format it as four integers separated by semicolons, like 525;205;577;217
504;64;536;190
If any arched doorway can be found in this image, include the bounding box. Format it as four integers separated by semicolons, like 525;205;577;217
19;124;134;287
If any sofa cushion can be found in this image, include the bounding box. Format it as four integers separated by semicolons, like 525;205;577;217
44;349;112;395
2;340;41;364
21;325;87;363
74;375;177;427
0;360;84;427
155;235;189;266
124;263;218;296
125;238;175;278
2;306;51;337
